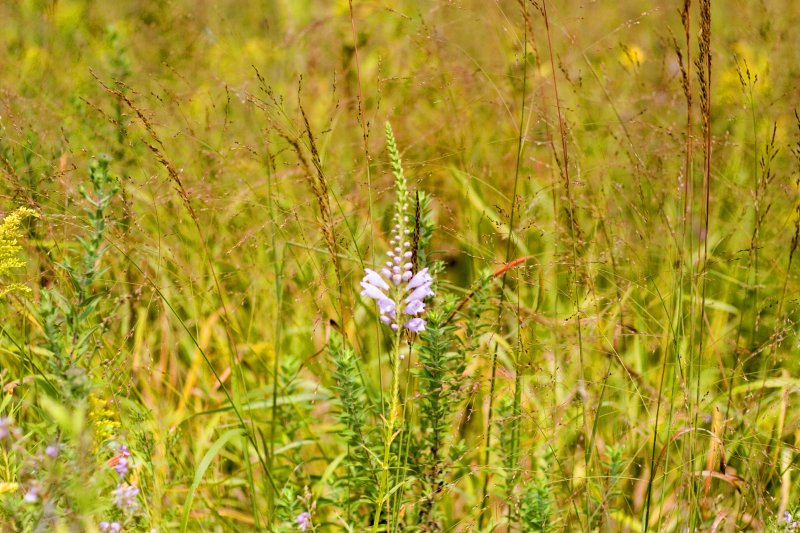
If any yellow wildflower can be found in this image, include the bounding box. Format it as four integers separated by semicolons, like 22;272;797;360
0;482;19;494
0;207;38;297
620;44;646;69
718;41;770;103
89;394;121;452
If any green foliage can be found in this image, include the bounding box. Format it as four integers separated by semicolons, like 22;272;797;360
604;444;624;507
37;157;118;389
75;157;119;297
0;156;153;531
497;393;520;521
416;308;462;457
329;333;378;517
413;306;463;528
274;484;306;533
521;453;554;533
413;191;435;269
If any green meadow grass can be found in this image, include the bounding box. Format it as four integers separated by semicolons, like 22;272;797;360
1;0;800;531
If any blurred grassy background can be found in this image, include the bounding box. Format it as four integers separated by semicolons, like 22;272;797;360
3;0;800;530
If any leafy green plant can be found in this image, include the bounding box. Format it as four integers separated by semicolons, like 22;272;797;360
329;333;378;520
521;452;554;533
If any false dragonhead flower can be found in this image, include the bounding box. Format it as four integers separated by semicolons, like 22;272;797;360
360;211;433;334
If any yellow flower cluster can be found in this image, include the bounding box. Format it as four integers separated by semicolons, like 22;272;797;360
0;207;38;298
89;394;120;452
718;41;770;103
619;44;646;69
0;482;20;494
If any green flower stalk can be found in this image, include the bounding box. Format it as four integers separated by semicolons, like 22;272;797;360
365;123;433;531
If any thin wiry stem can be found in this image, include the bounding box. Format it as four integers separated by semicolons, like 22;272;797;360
690;0;711;526
645;3;692;530
372;328;403;533
477;2;528;528
540;0;588;528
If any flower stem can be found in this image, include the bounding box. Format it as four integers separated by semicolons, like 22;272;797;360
373;329;403;532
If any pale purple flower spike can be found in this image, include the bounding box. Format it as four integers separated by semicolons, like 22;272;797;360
112;482;140;510
360;212;433;334
0;417;11;440
114;444;131;477
296;511;312;531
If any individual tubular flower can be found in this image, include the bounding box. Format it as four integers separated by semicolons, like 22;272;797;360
107;444;131;478
99;522;122;533
782;512;800;530
0;417;10;440
23;485;39;503
296;511;312;531
112;482;139;510
0;417;21;441
405;317;426;333
360;215;433;334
